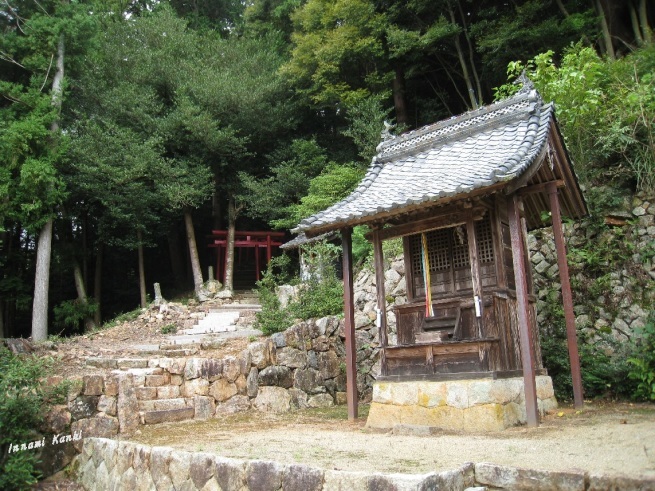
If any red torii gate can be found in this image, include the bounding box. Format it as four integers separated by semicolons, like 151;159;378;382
208;230;285;283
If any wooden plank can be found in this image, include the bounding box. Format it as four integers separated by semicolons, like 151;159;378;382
508;194;539;427
466;217;484;338
365;207;486;242
372;228;389;377
516;179;565;197
547;182;584;409
341;227;358;420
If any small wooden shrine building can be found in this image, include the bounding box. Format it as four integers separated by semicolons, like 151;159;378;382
295;82;587;429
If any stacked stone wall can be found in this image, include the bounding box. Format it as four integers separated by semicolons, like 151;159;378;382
528;193;654;341
75;437;653;491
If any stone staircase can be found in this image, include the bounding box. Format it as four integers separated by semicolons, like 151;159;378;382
161;291;262;348
83;291;264;425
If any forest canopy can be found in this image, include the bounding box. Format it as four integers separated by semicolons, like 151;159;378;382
0;0;653;339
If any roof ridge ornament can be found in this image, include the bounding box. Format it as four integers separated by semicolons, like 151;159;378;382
514;71;535;95
376;120;396;152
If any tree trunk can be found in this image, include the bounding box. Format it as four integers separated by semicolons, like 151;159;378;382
595;0;616;59
223;196;237;292
448;7;478;109
137;229;147;308
392;67;408;126
73;258;96;332
94;243;103;326
31;34;65;342
32;220;53;342
167;225;186;285
0;300;4;339
212;188;223;229
638;0;653;44
630;2;645;46
184;208;204;295
457;0;483;105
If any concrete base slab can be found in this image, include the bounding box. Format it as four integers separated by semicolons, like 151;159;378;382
366;376;557;432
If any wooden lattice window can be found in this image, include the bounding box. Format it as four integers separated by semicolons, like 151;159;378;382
451;226;470;269
407;215;496;298
475;217;495;264
426;228;450;271
409;234;424;287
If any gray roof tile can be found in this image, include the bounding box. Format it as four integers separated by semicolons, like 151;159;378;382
297;90;554;234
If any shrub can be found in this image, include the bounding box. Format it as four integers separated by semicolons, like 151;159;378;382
0;347;69;490
254;255;295;335
255;241;344;335
628;315;655;401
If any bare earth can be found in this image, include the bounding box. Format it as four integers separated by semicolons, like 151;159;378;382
129;402;655;478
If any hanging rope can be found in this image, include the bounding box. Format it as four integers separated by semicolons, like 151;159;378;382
421;232;434;318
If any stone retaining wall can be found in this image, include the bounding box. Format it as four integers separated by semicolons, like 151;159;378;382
528;193;655;341
74;437;654;491
50;316;352;454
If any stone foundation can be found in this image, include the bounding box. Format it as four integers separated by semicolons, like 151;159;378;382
366;376;558;432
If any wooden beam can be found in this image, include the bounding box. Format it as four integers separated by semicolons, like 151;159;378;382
341;227;358;420
508;194;539;427
546;182;584;409
364;207;486;242
466;218;484;338
372;228;388;376
516;179;565;197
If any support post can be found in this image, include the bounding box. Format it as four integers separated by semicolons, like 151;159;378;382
547;182;584;408
466;218;484;338
341;227;358;420
372;228;388;375
508;195;539;427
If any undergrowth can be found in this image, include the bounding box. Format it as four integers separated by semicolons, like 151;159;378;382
255;241;344;335
0;347;70;490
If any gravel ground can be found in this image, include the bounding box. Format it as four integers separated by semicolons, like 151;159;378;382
130;401;655;478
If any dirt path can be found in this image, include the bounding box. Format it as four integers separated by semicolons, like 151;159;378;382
130;402;655;478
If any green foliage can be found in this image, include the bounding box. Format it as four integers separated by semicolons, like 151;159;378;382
161;324;178;335
539;310;636;401
0;347;69;490
341;95;392;162
255;241;344;335
104;308;142;329
628;316;655;401
52;299;98;333
239;138;329;228
279;163;366;228
254;255;295;335
289;241;344;319
497;44;655;197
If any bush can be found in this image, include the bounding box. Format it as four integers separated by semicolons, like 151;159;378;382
255;241;344;335
540;320;637;401
254;255;295;335
0;347;69;490
628;315;655;401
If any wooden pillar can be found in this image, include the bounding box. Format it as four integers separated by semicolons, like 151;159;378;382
466;218;484;338
255;245;260;282
547;182;584;409
267;234;272;263
508;194;539;427
372;228;388;376
341;227;358;420
216;245;222;281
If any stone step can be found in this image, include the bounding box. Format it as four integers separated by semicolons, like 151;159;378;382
138;397;189;412
135;387;182;402
142;406;195;424
212;304;261;311
179;325;237;335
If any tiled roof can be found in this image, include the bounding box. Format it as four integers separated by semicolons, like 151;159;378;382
280;231;338;250
296;89;553;234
